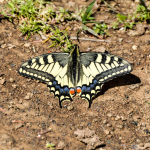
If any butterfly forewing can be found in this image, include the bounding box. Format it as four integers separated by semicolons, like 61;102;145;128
79;53;132;107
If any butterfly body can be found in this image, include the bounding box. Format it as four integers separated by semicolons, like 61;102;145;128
19;45;132;107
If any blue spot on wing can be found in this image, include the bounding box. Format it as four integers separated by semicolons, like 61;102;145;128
55;85;60;90
60;88;64;93
87;87;90;92
53;81;57;86
90;84;94;89
93;80;97;85
64;87;69;93
81;85;91;94
81;79;101;95
82;86;86;92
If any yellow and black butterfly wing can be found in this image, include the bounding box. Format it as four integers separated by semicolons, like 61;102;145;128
18;53;75;107
78;53;132;107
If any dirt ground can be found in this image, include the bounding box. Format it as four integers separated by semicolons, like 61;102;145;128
0;0;150;150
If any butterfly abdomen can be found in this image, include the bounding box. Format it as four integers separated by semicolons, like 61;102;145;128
72;48;77;82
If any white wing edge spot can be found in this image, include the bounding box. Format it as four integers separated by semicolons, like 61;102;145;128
105;56;111;63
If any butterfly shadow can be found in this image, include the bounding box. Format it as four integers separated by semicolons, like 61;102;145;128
93;73;141;100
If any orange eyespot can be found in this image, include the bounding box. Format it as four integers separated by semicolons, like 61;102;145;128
70;88;75;95
76;87;81;93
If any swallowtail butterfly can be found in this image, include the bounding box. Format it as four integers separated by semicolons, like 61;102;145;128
19;45;132;107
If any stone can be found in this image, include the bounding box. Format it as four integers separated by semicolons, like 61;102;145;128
132;45;138;50
107;113;112;117
128;30;139;36
7;44;16;49
0;78;5;85
24;43;31;47
67;105;74;111
105;130;110;135
12;84;17;89
0;40;5;45
57;141;66;149
115;115;120;121
24;95;30;100
103;120;107;124
1;44;7;48
118;38;123;42
74;128;105;150
116;125;123;129
9;78;15;83
136;23;146;35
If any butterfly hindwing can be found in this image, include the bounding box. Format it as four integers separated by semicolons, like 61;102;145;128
19;53;74;107
78;52;132;107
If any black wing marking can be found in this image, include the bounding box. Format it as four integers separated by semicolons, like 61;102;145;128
18;53;75;107
78;53;132;107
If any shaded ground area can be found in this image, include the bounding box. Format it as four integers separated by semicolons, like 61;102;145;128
0;0;150;149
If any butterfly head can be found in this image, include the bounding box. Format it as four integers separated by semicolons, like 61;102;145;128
70;44;80;56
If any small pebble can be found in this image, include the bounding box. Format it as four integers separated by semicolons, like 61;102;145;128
118;38;123;42
57;141;66;149
1;44;7;48
0;78;5;85
0;40;5;45
118;28;125;34
67;105;74;111
107;135;112;138
107;113;112;117
24;43;31;47
121;140;126;143
115;115;120;121
9;78;15;83
24;95;30;100
128;30;139;36
8;44;16;49
136;139;140;143
106;123;112;127
105;130;110;135
121;116;127;121
116;125;123;129
103;120;107;124
132;45;138;50
12;84;17;89
110;131;114;135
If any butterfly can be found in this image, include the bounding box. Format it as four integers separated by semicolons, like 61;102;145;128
19;45;132;108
